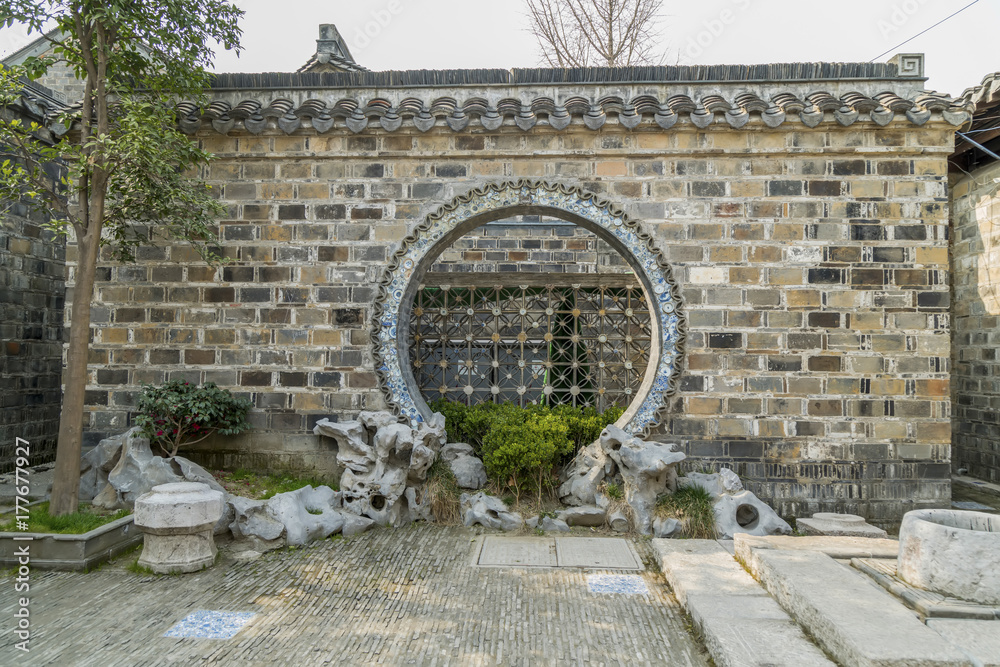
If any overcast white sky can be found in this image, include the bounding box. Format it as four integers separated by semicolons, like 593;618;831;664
1;0;997;96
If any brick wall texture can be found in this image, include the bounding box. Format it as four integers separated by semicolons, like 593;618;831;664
35;60;85;104
1;195;65;471
429;220;631;274
951;159;1000;484
70;115;956;524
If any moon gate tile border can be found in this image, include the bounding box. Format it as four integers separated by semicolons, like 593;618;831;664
371;179;686;436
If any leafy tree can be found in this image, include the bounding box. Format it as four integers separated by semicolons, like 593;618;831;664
0;1;243;515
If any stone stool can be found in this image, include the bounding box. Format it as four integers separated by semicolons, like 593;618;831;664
134;482;224;574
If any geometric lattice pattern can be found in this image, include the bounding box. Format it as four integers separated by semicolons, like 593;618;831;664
409;281;651;411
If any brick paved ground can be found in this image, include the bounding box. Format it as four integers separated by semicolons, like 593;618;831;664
0;525;710;666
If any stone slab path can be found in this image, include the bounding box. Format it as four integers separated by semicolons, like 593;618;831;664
0;525;710;666
653;539;834;667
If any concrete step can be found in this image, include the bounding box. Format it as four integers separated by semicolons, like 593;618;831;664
654;539;835;667
747;548;973;667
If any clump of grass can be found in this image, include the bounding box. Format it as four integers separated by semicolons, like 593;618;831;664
0;502;129;535
598;480;635;532
655;486;716;539
425;459;461;524
214;468;338;500
126;560;155;576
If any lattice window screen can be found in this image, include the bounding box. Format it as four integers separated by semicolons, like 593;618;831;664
409;277;651;411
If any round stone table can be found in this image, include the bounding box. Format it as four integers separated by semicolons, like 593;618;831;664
134;482;224;574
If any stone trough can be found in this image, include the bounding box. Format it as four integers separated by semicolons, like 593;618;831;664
897;509;1000;605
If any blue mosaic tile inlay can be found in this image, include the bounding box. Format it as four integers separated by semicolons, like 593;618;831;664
376;181;683;432
586;574;649;595
164;610;257;639
952;500;996;511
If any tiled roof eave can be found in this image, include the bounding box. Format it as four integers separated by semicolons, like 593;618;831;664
177;91;972;135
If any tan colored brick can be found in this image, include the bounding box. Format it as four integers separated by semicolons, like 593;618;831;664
312;330;343;346
635;133;671;149
298;183;331;199
261;183;293;199
596;161;627;177
916;247;948;265
687;397;723;414
261;225;292;242
512;161;547;177
874;421;908;440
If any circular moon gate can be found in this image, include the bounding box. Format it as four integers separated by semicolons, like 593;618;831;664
371;180;686;436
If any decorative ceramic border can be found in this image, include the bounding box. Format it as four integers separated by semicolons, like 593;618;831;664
371;179;686;436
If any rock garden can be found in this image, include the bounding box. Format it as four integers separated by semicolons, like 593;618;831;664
50;379;795;571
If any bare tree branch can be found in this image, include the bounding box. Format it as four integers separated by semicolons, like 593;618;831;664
526;0;664;68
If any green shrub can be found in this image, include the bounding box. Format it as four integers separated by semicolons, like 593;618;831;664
480;408;573;502
551;404;624;450
135;380;252;457
429;400;625;502
429;400;622;458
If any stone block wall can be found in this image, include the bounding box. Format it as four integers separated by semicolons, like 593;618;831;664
429;220;632;274
0;195;65;471
951;159;1000;484
73;115;955;524
35;60;84;104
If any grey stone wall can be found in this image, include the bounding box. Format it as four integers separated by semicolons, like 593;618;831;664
35;60;84;104
951;159;1000;483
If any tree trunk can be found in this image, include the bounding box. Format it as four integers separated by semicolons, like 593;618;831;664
49;230;101;516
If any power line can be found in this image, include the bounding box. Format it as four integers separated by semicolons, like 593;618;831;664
870;0;980;62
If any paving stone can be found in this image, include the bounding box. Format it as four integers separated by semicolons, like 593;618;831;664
797;513;888;538
927;619;1000;667
477;535;556;567
654;539;767;606
555;537;642;570
852;558;1000;620
734;534;898;577
0;525;710;665
750;549;972;667
654;540;833;667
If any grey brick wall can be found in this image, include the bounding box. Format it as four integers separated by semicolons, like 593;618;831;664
429;219;631;274
64;112;956;525
951;159;1000;484
0;171;65;471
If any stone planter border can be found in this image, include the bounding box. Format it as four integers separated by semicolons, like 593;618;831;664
0;515;141;571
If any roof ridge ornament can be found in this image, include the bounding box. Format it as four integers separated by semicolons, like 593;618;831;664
296;23;368;74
